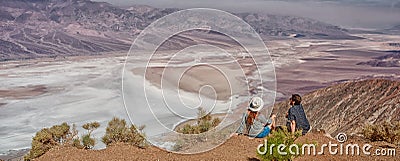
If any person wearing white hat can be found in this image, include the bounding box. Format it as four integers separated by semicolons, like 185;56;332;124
236;97;276;138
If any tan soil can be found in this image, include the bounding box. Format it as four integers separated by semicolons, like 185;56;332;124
38;135;263;161
37;132;400;161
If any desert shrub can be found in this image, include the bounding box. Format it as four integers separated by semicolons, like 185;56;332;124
81;122;100;149
67;124;84;149
24;122;71;160
81;134;95;149
82;122;100;135
178;108;221;134
101;117;146;148
48;122;70;144
212;117;221;127
24;128;56;160
362;121;400;145
257;127;303;161
24;122;99;160
72;138;83;149
180;124;198;134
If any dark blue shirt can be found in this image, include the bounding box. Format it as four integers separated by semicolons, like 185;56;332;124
287;104;310;135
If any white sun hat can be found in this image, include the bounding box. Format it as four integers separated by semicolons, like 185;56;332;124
248;96;264;112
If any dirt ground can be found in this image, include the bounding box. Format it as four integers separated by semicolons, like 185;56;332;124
38;132;399;161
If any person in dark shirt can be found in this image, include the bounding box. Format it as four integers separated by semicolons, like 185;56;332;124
286;94;310;135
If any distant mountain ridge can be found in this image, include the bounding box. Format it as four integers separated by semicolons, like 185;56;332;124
273;79;400;136
0;0;354;60
387;24;400;33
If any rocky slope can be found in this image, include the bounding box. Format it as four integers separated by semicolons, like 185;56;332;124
0;0;354;61
273;79;400;136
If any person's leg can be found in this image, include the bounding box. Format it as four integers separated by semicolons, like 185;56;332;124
256;126;271;138
255;114;276;138
265;114;276;127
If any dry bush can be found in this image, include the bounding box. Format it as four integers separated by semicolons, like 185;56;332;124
178;108;221;134
81;122;100;149
362;121;400;145
82;122;100;135
24;123;76;160
24;122;100;160
101;117;146;148
81;134;95;149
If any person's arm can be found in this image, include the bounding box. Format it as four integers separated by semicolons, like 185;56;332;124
287;108;296;134
259;114;268;126
290;120;296;134
236;113;246;134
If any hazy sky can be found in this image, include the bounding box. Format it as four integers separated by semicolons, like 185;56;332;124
94;0;400;29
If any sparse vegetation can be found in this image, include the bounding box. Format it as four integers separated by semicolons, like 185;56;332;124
25;118;147;160
101;117;147;148
81;134;95;150
362;121;400;145
257;127;303;161
24;121;100;160
24;122;78;160
81;122;100;149
177;108;221;134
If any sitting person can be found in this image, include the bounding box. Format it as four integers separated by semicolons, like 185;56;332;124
286;94;310;135
236;97;276;138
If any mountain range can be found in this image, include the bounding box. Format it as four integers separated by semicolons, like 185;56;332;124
0;0;357;61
